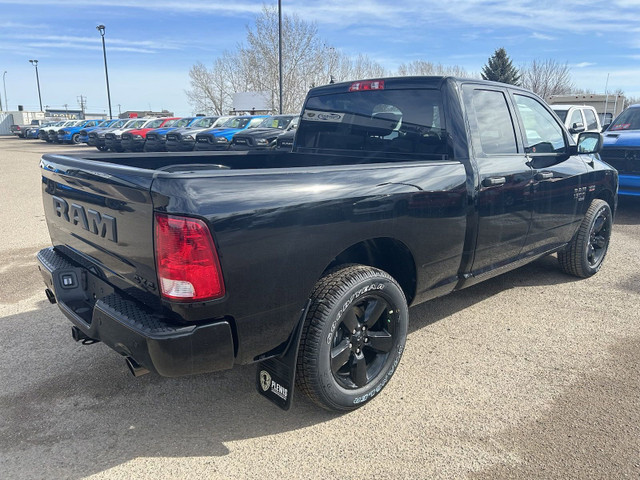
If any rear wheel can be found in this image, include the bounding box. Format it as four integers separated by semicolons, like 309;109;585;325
297;265;408;411
558;199;612;278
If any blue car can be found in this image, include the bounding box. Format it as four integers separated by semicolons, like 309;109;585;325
193;115;269;151
58;119;101;144
600;104;640;197
143;117;197;152
79;119;119;144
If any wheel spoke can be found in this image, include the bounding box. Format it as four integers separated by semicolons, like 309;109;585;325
587;244;595;263
341;308;360;333
366;330;394;353
593;215;606;234
330;339;352;374
350;353;368;387
593;235;606;249
363;298;389;328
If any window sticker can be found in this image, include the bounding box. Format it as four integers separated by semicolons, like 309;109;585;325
302;109;345;123
610;123;631;130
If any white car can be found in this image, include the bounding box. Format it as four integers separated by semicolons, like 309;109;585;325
551;104;602;141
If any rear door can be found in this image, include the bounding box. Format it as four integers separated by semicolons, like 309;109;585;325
462;85;533;275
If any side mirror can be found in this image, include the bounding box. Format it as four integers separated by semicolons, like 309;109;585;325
569;122;585;134
576;131;602;154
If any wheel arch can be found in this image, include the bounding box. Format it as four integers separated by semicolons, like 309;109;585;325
322;237;417;305
595;188;616;219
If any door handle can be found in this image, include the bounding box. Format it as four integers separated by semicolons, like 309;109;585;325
535;171;554;180
482;176;506;187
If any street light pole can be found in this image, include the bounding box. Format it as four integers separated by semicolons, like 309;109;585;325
96;25;113;119
28;60;43;111
2;71;7;111
278;0;283;114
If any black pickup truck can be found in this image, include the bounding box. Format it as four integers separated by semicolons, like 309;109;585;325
37;77;617;411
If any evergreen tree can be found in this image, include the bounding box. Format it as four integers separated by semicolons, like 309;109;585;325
481;48;520;85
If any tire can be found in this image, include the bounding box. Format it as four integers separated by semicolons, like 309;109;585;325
558;199;612;278
96;145;108;152
71;133;80;144
296;264;408;411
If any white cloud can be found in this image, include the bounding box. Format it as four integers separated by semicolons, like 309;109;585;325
531;32;556;41
573;62;596;68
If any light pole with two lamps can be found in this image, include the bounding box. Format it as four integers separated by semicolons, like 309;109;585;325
2;71;7;111
28;60;43;111
96;24;113;119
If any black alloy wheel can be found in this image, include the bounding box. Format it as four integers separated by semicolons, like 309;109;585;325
297;264;408;411
558;199;612;278
330;293;398;389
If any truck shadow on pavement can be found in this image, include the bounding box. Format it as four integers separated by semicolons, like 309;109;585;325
615;196;640;225
0;300;337;479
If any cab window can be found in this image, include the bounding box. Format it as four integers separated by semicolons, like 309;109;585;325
583;109;599;130
464;88;518;155
513;95;566;154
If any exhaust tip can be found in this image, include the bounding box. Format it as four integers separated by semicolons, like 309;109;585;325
45;288;56;304
126;357;150;377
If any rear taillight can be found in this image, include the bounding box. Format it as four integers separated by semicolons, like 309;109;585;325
154;213;225;302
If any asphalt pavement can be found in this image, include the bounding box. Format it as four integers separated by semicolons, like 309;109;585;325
0;136;638;479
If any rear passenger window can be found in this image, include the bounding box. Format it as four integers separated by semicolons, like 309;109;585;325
464;88;518;155
583;109;599;130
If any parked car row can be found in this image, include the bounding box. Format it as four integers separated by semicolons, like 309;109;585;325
12;113;299;153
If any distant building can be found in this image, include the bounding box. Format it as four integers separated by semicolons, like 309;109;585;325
119;110;174;119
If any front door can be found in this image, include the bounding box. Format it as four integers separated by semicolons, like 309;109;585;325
511;93;586;253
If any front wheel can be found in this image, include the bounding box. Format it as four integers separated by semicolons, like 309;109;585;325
71;133;80;144
296;265;408;411
558;199;612;278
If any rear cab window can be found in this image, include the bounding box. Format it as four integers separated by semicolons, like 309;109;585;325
296;87;450;160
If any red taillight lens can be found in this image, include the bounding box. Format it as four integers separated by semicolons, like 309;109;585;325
154;213;225;302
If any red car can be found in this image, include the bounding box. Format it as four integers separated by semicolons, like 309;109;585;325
120;117;180;152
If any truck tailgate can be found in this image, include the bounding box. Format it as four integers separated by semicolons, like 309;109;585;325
40;154;158;302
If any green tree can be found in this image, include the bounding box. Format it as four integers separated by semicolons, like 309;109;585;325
481;48;520;85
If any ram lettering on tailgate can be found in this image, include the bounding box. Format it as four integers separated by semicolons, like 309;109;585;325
52;196;118;242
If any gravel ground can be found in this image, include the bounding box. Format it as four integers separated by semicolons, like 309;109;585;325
1;136;638;479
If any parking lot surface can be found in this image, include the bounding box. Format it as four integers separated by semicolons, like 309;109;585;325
1;136;638;479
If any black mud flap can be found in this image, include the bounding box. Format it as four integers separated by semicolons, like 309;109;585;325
256;300;310;410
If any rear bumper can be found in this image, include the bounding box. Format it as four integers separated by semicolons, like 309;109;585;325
37;247;236;377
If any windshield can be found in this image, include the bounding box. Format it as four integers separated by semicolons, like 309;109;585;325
257;116;294;129
192;117;216;128
162;119;178;127
111;120;127;128
608;107;640;131
97;120;112;127
145;119;165;128
127;119;147;128
552;109;568;122
221;117;250;129
213;116;231;127
173;118;193;128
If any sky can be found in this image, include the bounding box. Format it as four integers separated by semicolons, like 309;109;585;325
1;0;640;117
